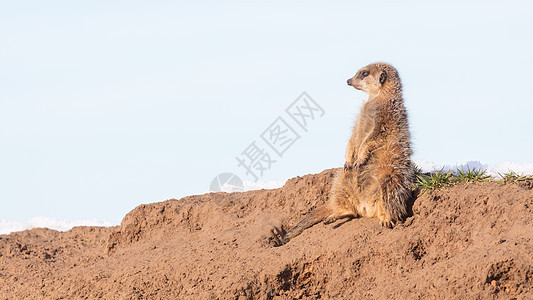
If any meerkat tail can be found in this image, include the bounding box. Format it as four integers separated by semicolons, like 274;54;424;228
282;205;332;244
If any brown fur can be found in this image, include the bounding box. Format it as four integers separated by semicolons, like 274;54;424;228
283;62;414;244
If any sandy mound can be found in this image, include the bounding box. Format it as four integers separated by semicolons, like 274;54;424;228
1;169;532;299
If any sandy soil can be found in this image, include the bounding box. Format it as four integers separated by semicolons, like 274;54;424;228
1;169;532;299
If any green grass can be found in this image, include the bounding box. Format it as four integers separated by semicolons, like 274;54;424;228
413;164;533;193
413;164;423;177
454;166;491;183
497;170;533;184
415;167;452;194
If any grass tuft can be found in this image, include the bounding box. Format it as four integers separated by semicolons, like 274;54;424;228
416;168;452;194
454;166;491;183
497;170;533;184
413;164;423;177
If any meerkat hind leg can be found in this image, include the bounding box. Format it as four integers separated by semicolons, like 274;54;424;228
376;171;408;228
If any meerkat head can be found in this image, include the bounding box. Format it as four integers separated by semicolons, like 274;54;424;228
346;63;402;98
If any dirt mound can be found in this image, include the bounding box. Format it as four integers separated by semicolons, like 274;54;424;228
1;169;532;299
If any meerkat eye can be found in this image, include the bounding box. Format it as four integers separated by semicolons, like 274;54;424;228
361;70;369;77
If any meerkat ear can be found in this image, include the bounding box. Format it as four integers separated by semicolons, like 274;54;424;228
379;71;387;84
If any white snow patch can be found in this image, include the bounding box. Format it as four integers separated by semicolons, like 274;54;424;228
242;180;286;191
487;162;533;177
0;217;114;235
212;180;286;193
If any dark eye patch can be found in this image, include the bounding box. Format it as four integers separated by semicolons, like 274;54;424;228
360;70;369;78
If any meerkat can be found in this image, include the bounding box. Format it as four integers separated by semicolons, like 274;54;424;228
282;62;414;244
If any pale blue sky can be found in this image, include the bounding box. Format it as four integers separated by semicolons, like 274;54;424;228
1;1;532;224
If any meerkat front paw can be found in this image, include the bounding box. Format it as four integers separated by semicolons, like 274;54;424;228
354;155;369;169
343;162;350;172
343;161;361;172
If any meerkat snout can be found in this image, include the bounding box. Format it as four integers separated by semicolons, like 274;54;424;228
347;69;369;90
347;75;363;91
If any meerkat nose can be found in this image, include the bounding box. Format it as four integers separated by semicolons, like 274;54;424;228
347;78;352;85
